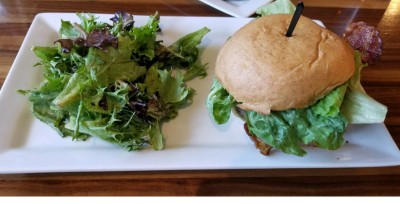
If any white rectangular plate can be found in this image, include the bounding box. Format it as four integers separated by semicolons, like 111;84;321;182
199;0;272;17
1;13;400;174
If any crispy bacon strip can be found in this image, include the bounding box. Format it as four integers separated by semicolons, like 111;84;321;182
342;21;382;65
244;123;272;155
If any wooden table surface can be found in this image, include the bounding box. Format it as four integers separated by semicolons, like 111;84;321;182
1;0;400;196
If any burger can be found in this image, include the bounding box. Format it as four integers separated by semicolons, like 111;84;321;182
206;13;387;156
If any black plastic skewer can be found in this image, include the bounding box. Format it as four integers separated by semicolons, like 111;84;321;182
286;1;304;37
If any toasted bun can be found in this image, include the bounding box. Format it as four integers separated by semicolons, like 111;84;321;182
215;14;355;115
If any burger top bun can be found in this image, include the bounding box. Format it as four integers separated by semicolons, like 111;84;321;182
215;14;355;115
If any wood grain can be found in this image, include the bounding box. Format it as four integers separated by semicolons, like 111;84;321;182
1;170;400;196
304;0;390;9
1;0;400;196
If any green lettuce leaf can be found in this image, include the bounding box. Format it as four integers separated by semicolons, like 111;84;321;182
245;108;346;156
85;36;147;86
128;13;160;60
245;85;348;156
340;51;387;123
65;109;151;151
144;64;160;96
183;63;207;82
158;70;190;104
82;80;131;114
159;27;210;81
31;96;77;139
206;79;236;124
256;0;295;16
312;83;348;117
52;74;85;110
149;120;164;150
59;20;80;38
168;27;210;67
141;67;193;121
341;89;388;124
76;13;107;33
32;46;59;62
348;50;368;93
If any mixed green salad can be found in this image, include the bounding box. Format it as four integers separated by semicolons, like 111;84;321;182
19;11;210;151
206;0;387;156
